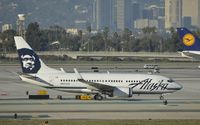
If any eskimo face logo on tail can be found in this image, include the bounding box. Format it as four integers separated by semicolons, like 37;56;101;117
18;48;41;73
183;33;195;46
21;55;35;70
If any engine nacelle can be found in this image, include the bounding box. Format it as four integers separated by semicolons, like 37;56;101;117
112;87;133;97
81;89;98;94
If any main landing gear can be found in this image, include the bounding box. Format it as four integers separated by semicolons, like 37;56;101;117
94;94;103;100
160;94;168;105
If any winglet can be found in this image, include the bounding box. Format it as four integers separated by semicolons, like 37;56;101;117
60;68;66;73
74;68;83;80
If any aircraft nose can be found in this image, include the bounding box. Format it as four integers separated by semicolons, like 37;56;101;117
173;82;183;90
167;82;183;91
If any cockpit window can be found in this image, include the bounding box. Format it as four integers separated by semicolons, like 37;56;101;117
167;79;174;83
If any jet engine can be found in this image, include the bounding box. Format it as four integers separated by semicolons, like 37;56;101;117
112;87;133;97
81;89;98;94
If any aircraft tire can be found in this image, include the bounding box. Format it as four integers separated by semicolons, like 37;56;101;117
94;95;103;100
160;95;164;100
94;95;97;100
163;100;168;105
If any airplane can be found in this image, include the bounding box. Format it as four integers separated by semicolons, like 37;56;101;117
177;27;200;60
14;36;182;104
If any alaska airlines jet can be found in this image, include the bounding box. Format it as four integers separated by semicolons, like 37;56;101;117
14;36;182;102
177;27;200;59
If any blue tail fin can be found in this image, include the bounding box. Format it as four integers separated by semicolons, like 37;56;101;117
177;27;200;51
14;36;60;74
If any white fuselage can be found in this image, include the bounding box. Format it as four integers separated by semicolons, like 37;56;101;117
20;71;182;95
182;51;200;57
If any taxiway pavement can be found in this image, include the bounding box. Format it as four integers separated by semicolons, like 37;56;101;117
0;63;199;119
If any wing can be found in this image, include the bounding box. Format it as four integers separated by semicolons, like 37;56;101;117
74;68;115;92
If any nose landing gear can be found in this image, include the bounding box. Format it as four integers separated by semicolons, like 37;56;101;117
160;95;164;100
160;95;168;105
163;100;168;105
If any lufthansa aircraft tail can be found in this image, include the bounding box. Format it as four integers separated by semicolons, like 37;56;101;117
177;27;200;51
14;36;60;74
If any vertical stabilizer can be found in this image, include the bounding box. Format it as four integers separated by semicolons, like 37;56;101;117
14;36;60;74
177;28;200;51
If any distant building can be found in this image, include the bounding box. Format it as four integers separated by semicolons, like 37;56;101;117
17;14;26;38
2;24;12;32
182;16;192;29
134;19;158;29
116;0;132;31
158;16;165;30
182;0;200;28
143;5;164;20
165;0;182;29
93;0;115;31
66;28;79;35
142;8;154;20
132;2;142;25
74;20;90;30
